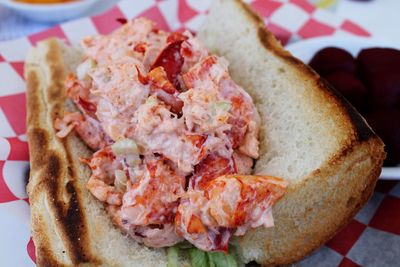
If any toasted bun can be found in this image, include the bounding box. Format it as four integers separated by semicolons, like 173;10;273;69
26;0;384;266
198;0;385;265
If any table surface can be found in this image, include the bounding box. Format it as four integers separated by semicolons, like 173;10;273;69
336;0;400;47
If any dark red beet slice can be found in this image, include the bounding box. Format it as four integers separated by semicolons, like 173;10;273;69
357;48;400;79
355;48;400;110
366;70;400;110
324;72;368;112
309;47;356;76
364;109;400;166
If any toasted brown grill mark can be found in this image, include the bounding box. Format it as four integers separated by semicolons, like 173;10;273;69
26;70;42;126
27;39;100;265
46;40;66;104
46;153;62;184
28;128;50;170
55;179;93;264
37;150;98;265
61;142;99;264
37;242;68;267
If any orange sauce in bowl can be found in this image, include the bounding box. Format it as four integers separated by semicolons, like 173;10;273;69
14;0;77;4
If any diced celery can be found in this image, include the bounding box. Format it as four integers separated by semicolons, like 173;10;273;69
111;138;139;155
77;58;96;81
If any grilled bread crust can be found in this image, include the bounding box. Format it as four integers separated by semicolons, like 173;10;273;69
26;1;385;266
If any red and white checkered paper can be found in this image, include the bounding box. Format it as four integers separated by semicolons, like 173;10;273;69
0;0;398;266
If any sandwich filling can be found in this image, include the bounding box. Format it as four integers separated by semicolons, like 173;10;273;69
55;18;287;252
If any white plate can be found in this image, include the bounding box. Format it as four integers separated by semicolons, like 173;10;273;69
0;0;98;22
285;36;400;180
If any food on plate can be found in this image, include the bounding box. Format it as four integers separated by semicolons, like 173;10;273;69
365;109;400;166
357;48;400;79
324;71;367;112
309;46;400;166
25;0;385;266
357;48;400;110
366;70;400;110
309;47;356;76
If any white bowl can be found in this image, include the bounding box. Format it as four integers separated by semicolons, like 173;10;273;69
285;36;400;180
0;0;98;22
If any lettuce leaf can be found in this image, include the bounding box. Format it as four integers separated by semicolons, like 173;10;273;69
189;248;209;267
167;241;242;267
207;251;237;267
167;246;180;267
